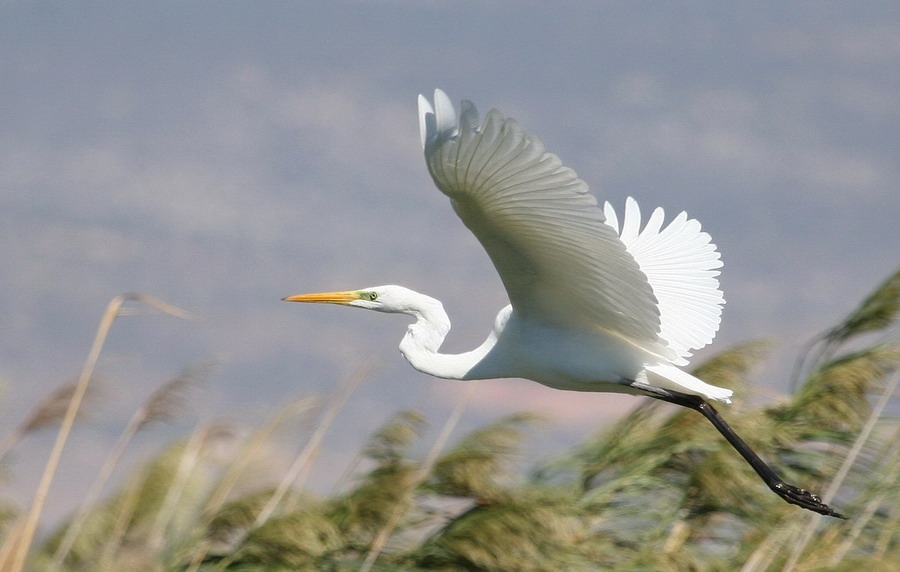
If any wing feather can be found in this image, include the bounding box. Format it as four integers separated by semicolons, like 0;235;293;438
604;197;725;364
419;90;671;357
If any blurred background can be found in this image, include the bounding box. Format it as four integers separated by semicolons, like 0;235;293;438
2;2;898;529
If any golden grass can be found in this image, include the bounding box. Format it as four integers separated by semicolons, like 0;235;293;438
1;270;898;570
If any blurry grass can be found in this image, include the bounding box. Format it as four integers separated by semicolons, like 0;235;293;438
0;270;896;570
0;380;98;464
50;363;210;567
0;293;194;572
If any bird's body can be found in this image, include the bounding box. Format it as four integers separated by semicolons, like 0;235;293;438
390;285;728;402
397;290;640;389
285;89;843;518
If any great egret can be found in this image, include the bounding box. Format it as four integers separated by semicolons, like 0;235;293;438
285;89;843;518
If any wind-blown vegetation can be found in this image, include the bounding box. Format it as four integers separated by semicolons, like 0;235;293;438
1;270;899;571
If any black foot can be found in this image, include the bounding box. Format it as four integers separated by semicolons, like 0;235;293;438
771;481;846;519
632;383;848;519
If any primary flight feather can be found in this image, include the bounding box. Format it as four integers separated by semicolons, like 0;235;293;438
285;89;843;518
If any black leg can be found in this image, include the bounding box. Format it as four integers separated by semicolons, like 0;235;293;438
632;383;846;519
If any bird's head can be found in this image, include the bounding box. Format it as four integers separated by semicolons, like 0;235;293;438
283;285;425;314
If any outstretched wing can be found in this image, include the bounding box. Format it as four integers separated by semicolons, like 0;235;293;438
418;89;673;359
604;198;724;364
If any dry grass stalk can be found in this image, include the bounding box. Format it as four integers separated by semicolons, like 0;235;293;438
96;466;146;568
202;397;318;518
146;421;234;558
49;362;210;568
182;397;318;571
791;269;900;388
0;292;195;572
783;369;900;571
136;361;212;430
252;363;372;528
360;383;476;572
0;380;96;463
828;459;898;566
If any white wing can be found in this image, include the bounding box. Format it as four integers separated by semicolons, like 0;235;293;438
604;198;724;364
418;90;675;360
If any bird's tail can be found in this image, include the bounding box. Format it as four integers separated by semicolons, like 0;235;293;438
644;362;734;403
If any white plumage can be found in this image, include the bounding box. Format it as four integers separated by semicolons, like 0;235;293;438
603;197;724;364
285;89;844;517
414;89;730;402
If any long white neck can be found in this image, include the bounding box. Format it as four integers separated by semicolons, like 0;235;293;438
397;294;498;380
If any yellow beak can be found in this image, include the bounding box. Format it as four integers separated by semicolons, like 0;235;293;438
282;290;359;304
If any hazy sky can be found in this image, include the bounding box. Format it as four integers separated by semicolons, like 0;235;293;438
2;2;899;527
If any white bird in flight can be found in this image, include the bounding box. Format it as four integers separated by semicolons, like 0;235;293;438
285;89;842;518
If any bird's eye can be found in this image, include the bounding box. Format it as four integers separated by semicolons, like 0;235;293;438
366;292;378;301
